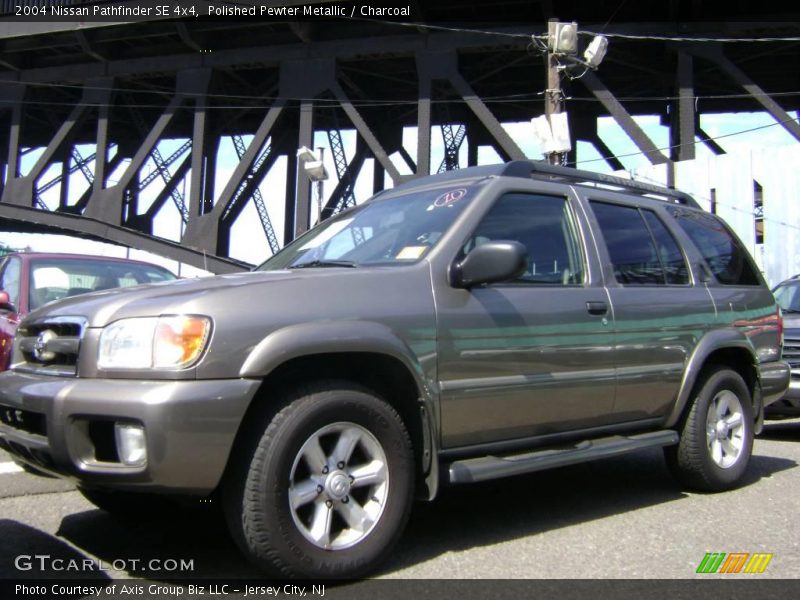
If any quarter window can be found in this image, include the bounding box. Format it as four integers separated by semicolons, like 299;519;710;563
0;257;21;307
464;193;584;284
671;209;760;286
591;201;689;285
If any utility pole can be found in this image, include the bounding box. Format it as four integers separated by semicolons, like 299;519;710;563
316;147;325;224
545;18;565;166
538;21;607;167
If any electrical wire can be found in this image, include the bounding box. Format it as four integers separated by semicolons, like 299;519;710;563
568;114;800;169
631;172;800;233
6;71;800;106
581;30;800;43
7;86;800;109
340;15;533;39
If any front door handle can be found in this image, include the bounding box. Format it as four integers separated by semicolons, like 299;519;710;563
586;301;608;316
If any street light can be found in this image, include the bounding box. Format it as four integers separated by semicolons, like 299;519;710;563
297;146;329;224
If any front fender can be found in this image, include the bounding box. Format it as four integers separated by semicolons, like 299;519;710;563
238;320;441;499
665;328;758;428
239;320;423;380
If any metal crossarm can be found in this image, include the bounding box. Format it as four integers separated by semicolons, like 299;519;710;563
34;149;97;209
37;151;97;195
137;140;191;191
326;128;357;213
70;148;95;185
438;124;466;173
125;95;190;223
228;135;280;254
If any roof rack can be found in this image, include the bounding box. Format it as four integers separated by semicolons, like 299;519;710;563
501;161;701;209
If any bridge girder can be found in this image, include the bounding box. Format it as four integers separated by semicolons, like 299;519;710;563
1;16;799;271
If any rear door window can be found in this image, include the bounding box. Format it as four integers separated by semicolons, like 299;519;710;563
590;201;689;285
0;257;21;307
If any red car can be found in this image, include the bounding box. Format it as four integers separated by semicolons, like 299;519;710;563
0;252;176;370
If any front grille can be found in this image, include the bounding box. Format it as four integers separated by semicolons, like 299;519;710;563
783;336;800;370
0;404;47;436
13;317;86;377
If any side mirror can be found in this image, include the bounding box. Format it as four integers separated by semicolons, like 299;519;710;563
450;241;528;288
0;290;15;313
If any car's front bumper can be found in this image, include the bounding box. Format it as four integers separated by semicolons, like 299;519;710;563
759;360;791;405
0;371;260;493
764;370;800;418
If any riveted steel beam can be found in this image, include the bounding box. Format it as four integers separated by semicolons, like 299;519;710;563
580;71;669;166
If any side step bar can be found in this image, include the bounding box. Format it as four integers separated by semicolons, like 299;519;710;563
447;430;679;484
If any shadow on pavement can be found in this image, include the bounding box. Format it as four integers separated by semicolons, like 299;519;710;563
385;446;796;574
55;506;261;579
758;420;800;442
15;443;796;580
0;519;112;583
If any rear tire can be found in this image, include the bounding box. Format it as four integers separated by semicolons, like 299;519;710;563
223;382;414;578
665;367;753;492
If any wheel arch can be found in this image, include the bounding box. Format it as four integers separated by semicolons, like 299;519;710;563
666;329;759;429
229;322;439;500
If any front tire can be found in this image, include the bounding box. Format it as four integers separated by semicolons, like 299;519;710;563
224;383;414;578
665;367;754;492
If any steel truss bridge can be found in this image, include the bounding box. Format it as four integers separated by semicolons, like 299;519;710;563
1;1;799;272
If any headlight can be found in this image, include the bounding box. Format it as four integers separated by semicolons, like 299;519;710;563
98;315;211;370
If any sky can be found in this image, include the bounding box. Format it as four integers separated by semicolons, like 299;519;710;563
2;108;799;275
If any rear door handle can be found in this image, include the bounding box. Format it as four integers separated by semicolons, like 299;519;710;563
586;301;608;316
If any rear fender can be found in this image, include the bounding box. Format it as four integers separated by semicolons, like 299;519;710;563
666;329;758;428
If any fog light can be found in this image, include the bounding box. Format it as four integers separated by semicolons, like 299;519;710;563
114;423;147;467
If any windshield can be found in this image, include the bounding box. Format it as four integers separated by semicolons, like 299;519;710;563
29;258;176;310
774;282;800;313
258;184;476;270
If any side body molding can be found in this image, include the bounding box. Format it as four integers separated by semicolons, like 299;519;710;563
665;328;758;428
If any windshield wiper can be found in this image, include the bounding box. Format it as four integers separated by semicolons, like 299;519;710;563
287;259;357;269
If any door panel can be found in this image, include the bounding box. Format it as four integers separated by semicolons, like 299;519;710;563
607;287;715;420
434;191;616;449
588;200;715;420
437;286;616;448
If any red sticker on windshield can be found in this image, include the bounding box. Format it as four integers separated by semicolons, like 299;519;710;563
434;188;467;208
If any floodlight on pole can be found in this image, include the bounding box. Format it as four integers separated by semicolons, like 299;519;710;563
297;146;329;224
548;21;578;55
583;35;609;69
296;146;329;182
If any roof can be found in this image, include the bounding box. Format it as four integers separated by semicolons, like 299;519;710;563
3;252;176;273
391;161;701;208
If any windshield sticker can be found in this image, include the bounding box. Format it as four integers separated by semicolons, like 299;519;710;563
433;188;468;208
396;246;428;260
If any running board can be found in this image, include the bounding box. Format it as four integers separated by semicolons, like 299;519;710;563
447;430;679;484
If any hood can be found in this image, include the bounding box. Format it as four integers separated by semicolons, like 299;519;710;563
782;312;800;333
24;270;305;328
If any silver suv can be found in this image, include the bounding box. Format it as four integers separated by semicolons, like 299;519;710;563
0;162;790;578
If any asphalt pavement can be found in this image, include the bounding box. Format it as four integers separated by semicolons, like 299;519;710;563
1;420;799;582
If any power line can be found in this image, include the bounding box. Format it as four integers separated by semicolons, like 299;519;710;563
7;78;800;108
342;15;532;39
571;115;800;168
632;173;800;234
581;30;800;43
